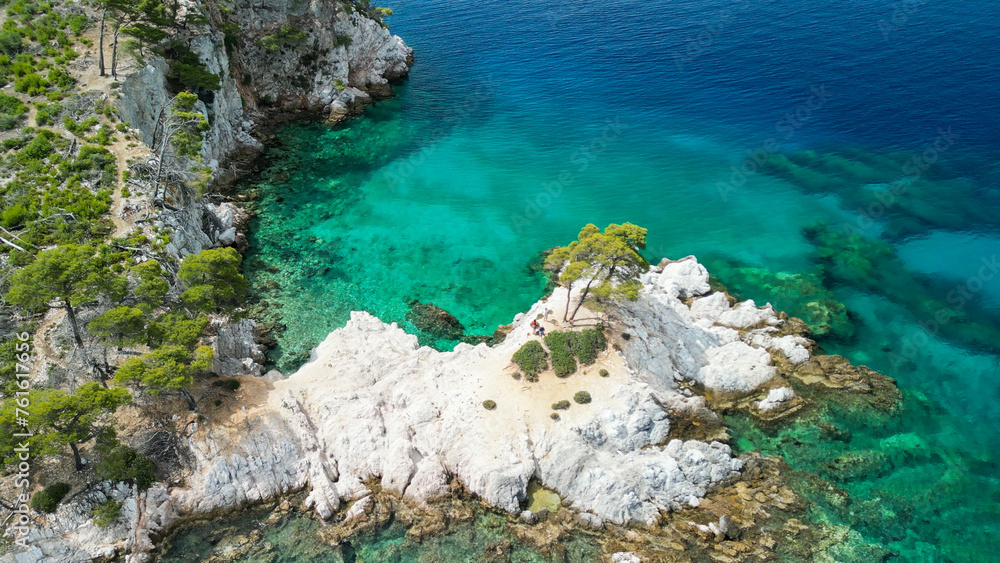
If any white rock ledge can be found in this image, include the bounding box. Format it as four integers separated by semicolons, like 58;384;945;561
7;257;815;562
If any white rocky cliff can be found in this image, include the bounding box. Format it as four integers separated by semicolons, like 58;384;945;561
5;257;822;562
119;0;412;173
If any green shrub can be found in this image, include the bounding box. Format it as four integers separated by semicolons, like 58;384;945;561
46;68;75;90
573;391;592;404
482;400;497;410
34;101;62;125
0;92;27;131
259;25;308;52
214;399;223;406
511;371;521;380
524;371;538;383
544;332;577;377
166;42;221;91
30;483;71;513
512;340;547;375
95;444;156;491
550;413;560;421
552;400;570;411
1;203;29;229
68;14;89;35
569;328;607;365
14;72;48;95
220;378;241;391
0;31;23;56
91;499;121;527
599;369;609;377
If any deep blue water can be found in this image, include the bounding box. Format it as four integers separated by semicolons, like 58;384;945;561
170;1;1000;561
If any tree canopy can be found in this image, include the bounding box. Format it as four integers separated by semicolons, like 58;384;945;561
545;223;649;321
113;344;213;409
178;247;248;312
5;244;126;346
88;305;147;346
0;383;131;470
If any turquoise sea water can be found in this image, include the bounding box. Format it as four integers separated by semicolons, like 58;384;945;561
173;0;1000;560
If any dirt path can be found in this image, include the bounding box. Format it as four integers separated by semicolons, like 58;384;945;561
31;308;68;380
109;138;151;238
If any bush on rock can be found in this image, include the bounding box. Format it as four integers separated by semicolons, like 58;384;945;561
513;341;547;375
30;483;70;513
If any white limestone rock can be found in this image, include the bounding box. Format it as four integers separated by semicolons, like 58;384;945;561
6;257;823;561
758;387;796;411
698;341;776;392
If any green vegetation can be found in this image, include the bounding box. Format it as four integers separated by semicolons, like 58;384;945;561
542;328;608;377
259;25;308;52
99;0;172;78
217;378;240;391
91;499;122;527
30;482;70;513
569;327;607;364
151;92;211;202
178;247;249;311
88;306;147;346
545;223;648;322
130;259;170;308
6;244;126;346
165;42;221;91
347;0;394;27
113;345;213;410
573;391;592;404
95;441;156;491
482;399;497;410
552;400;570;411
0;93;27;130
512;340;547;375
550;413;560;421
599;368;609;377
0;0;248;497
543;331;577;377
0;383;131;471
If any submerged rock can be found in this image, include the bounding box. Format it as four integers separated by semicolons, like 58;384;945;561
406;300;467;341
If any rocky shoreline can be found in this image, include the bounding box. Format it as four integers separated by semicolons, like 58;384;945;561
0;2;905;561
4;255;900;561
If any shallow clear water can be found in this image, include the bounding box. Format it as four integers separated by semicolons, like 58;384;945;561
221;0;1000;560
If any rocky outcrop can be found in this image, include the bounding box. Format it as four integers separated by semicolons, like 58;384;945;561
210;318;267;377
119;0;412;172
4;256;859;561
757;386;796;411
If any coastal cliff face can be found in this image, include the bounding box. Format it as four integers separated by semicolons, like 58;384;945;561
4;257;894;561
119;0;412;175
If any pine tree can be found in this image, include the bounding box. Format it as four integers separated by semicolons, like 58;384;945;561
545;223;649;322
